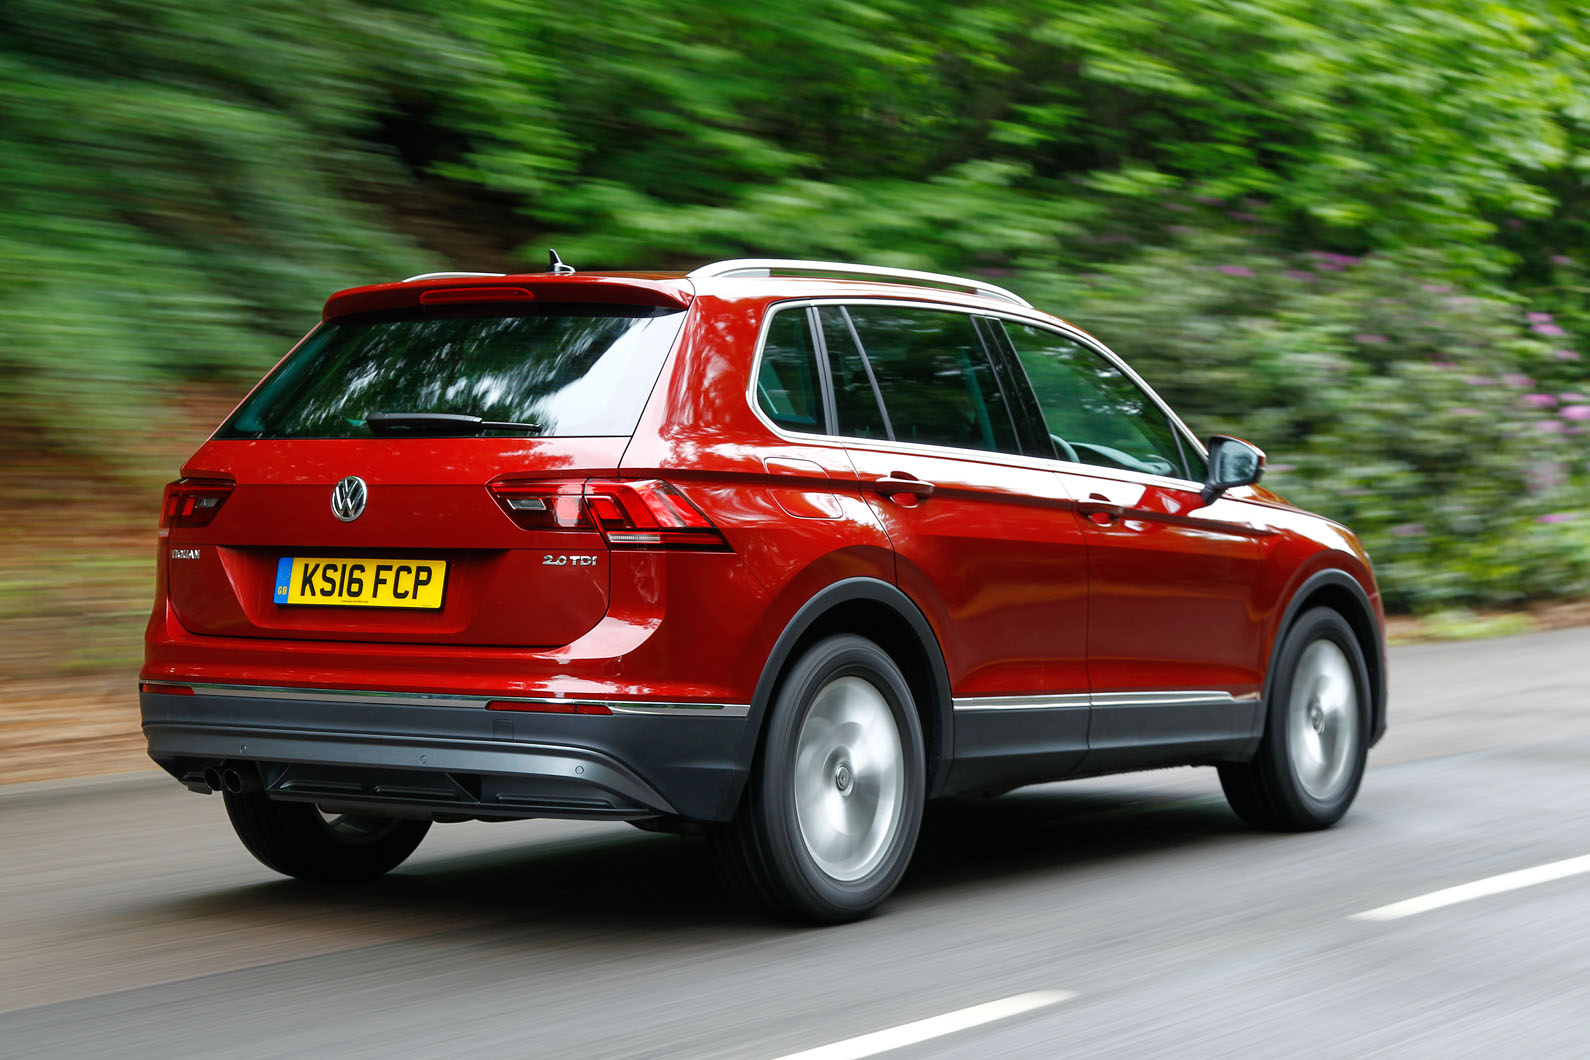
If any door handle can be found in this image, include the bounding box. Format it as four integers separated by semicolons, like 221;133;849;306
1078;494;1125;525
874;474;935;501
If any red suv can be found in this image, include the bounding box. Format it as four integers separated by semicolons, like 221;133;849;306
142;258;1386;921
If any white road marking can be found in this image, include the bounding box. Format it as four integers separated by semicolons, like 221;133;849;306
1351;854;1590;922
764;991;1075;1060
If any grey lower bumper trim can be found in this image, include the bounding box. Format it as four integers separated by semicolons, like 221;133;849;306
146;722;677;816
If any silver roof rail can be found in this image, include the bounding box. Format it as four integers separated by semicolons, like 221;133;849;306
401;271;507;283
686;258;1031;308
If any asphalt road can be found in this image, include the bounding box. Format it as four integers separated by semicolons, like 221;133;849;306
4;628;1590;1059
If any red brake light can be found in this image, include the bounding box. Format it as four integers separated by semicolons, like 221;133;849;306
161;478;233;528
488;478;727;549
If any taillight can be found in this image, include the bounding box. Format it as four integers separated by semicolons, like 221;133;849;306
139;682;194;696
489;481;591;531
489;478;727;549
161;478;233;528
584;479;726;549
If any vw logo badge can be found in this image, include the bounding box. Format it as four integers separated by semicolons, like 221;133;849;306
331;476;368;522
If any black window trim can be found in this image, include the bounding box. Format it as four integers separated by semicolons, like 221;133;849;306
745;297;1210;491
802;305;840;436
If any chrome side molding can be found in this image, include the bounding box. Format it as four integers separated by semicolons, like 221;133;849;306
954;689;1256;712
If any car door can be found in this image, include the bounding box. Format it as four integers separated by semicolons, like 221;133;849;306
813;302;1092;787
994;319;1270;768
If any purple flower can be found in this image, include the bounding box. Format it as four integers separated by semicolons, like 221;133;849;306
1537;512;1577;524
1283;270;1316;283
1551;255;1575;266
1525;393;1557;408
1451;407;1482;416
1354;333;1388;344
1214;264;1256;278
1527;312;1554;324
1164;202;1193;213
1561;405;1590;421
1390;523;1426;538
1533;322;1568;337
1464;376;1495;386
1506;218;1525;229
1561;392;1587;402
1501;373;1534;387
1539;419;1566;433
1193;194;1223;206
1227;210;1259;221
1421;283;1452;294
1429;360;1458;369
1554;349;1582;361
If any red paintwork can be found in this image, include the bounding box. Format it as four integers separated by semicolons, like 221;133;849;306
144;270;1383;725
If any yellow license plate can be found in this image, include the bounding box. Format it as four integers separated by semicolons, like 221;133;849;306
273;557;447;609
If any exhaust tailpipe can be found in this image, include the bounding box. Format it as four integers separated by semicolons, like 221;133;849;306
202;767;223;792
220;766;260;794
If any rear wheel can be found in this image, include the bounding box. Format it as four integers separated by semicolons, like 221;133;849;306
223;790;431;882
709;634;925;922
1219;607;1370;830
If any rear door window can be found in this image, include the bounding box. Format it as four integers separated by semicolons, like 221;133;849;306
841;305;1020;454
1001;321;1196;479
218;305;685;439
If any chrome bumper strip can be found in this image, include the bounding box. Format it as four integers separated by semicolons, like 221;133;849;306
171;683;750;718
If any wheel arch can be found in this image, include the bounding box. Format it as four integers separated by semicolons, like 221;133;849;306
736;577;954;803
1262;568;1387;749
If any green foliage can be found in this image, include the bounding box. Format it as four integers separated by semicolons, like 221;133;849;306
5;0;1590;608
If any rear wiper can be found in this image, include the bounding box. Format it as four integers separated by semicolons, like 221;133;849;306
364;412;542;436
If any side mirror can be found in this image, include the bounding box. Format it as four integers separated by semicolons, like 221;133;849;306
1201;435;1266;504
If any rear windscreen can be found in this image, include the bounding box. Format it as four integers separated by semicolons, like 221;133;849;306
216;305;686;439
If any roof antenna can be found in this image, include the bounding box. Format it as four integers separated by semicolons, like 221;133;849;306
548;249;575;275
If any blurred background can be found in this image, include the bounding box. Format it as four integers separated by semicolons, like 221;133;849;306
5;0;1590;783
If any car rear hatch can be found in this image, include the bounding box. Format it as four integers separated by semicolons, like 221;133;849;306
163;276;694;648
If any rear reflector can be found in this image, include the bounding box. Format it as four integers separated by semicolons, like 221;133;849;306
140;682;194;695
489;478;728;550
161;479;233;529
487;700;612;715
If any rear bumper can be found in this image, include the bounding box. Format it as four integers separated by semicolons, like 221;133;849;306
141;686;754;822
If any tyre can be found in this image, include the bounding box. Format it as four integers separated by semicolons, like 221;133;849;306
709;634;926;922
223;789;431;882
1219;607;1370;831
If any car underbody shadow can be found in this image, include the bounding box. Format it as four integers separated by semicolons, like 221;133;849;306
139;774;1257;938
